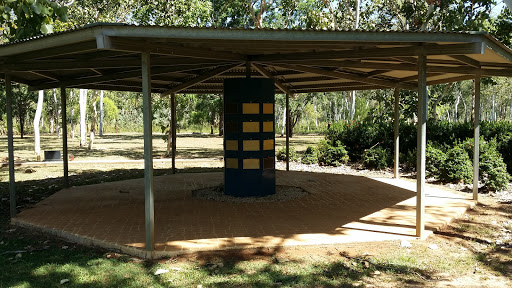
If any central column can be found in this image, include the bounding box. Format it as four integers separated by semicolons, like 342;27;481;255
223;78;276;197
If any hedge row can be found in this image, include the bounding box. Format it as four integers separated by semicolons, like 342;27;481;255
325;120;512;176
278;120;512;191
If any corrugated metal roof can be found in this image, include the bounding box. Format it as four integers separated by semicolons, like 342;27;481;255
0;22;511;94
0;22;492;47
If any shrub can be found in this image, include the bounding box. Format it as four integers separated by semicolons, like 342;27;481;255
441;143;473;184
459;137;510;190
301;145;318;165
317;140;349;166
478;138;510;190
361;146;391;170
325;121;393;162
276;146;299;162
426;143;446;178
404;148;417;170
497;133;512;175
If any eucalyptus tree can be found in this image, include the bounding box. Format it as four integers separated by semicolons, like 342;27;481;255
0;0;68;42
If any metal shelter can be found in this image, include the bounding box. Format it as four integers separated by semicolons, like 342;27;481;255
2;23;512;256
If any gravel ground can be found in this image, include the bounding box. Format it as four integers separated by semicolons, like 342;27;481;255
275;161;512;203
192;185;308;203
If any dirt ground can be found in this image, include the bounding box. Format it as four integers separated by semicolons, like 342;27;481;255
1;133;511;287
160;193;511;287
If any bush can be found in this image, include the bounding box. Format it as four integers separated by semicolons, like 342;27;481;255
317;140;349;166
426;143;446;178
441;143;473;184
497;133;512;175
478;138;510;190
276;146;299;162
326;121;393;162
404;148;417;170
361;146;391;170
301;145;318;165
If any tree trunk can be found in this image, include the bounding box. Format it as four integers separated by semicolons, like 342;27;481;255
79;89;88;147
17;99;25;139
99;90;104;136
280;105;286;137
167;94;172;156
53;89;59;138
463;100;467;122
49;110;54;134
34;90;44;159
454;92;460;122
492;88;496;122
349;91;356;120
219;111;224;136
89;93;97;150
70;90;75;139
313;99;318;128
334;99;338;121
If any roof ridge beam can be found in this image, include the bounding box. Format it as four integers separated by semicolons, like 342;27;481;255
162;63;242;96
2;41;98;62
253;43;486;62
98;36;246;61
29;65;210;91
273;63;417;90
449;55;481;68
252;63;294;95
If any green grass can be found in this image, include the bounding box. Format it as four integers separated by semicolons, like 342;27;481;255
0;237;412;288
1;133;511;287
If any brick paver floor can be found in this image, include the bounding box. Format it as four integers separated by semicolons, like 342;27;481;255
13;171;475;258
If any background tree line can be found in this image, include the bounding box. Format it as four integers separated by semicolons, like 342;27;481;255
0;0;511;153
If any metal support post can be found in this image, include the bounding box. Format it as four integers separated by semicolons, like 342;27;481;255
473;72;481;201
393;88;400;179
171;93;177;174
416;54;427;238
286;93;290;171
6;74;16;218
142;53;154;252
61;86;69;188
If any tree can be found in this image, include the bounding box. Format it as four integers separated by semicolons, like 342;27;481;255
79;89;87;147
12;85;36;139
131;0;212;27
0;0;68;42
34;90;44;159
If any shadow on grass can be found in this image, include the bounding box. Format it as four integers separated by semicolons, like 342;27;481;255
433;202;512;277
0;167;223;227
0;237;433;288
0;236;166;288
181;248;432;287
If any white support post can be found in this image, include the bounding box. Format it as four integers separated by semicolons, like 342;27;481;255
473;72;481;201
286;93;290;171
171;93;177;174
6;74;16;218
416;54;428;238
142;53;154;252
61;86;69;188
99;90;104;136
393;88;400;179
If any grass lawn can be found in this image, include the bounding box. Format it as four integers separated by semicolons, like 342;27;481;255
1;133;511;287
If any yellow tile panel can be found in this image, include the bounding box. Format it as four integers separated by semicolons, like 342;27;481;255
243;140;259;151
263;121;273;132
226;140;238;151
243;103;259;114
226;158;238;169
243;159;260;169
263;139;274;150
263;103;273;114
243;122;259;133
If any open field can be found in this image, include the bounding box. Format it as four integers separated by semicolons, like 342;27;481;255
0;133;321;184
1;133;511;287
